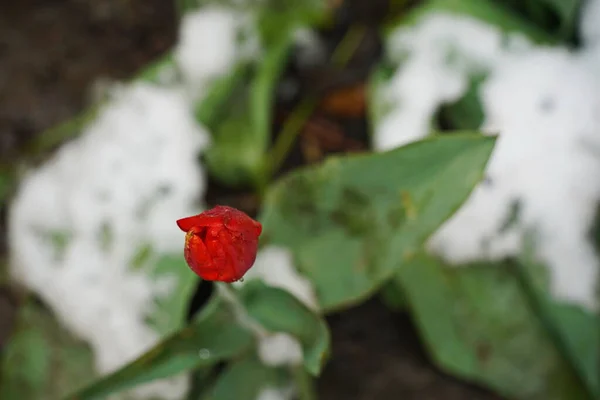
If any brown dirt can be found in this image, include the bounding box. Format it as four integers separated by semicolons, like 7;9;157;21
0;1;505;399
0;0;176;165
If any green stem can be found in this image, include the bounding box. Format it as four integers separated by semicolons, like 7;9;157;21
330;25;366;68
264;25;367;183
215;283;268;338
265;97;317;179
291;365;317;400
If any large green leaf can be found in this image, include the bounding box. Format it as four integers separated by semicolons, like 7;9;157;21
259;134;496;311
394;253;593;400
64;294;255;400
239;281;330;375
0;300;96;400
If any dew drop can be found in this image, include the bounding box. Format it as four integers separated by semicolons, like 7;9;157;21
199;349;210;359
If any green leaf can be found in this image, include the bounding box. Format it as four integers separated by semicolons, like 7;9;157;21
394;253;592;400
239;281;331;375
0;300;96;400
195;65;251;129
496;0;582;41
541;303;600;398
436;75;486;131
145;254;200;335
0;169;12;203
516;250;600;398
539;0;581;38
186;367;221;400
64;294;255;400
195;0;327;188
201;33;293;187
378;281;408;311
256;0;327;45
202;356;288;400
259;134;496;311
366;61;396;137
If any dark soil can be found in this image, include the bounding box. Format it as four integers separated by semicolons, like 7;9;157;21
0;1;505;399
319;298;503;400
0;0;176;165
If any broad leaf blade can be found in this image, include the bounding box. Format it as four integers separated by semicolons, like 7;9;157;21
64;295;254;400
239;281;330;375
260;134;496;311
395;254;592;400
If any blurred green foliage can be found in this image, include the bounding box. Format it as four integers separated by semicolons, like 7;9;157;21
1;0;597;399
65;282;329;400
0;301;96;400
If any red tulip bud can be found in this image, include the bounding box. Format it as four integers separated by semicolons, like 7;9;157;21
176;205;262;282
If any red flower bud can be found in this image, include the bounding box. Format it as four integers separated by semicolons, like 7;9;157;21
176;205;262;282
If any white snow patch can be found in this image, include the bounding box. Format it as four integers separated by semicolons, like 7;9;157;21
9;82;209;398
233;246;319;310
258;332;303;367
430;49;600;310
375;13;531;151
293;27;327;69
256;385;295;400
174;6;259;95
377;12;600;310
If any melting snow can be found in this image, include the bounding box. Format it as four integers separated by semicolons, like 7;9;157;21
8;4;251;398
376;7;600;311
256;385;296;400
233;246;319;311
258;332;303;367
174;6;259;97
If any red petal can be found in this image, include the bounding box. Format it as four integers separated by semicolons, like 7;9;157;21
176;215;204;232
178;205;262;282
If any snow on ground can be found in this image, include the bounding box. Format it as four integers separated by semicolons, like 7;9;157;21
233;246;316;380
174;5;259;97
234;246;319;310
8;5;252;398
10;82;206;399
256;385;296;400
375;3;600;311
258;332;303;367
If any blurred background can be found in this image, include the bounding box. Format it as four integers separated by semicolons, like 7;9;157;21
0;0;598;399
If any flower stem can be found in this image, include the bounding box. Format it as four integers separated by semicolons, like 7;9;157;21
264;25;367;184
215;282;268;338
